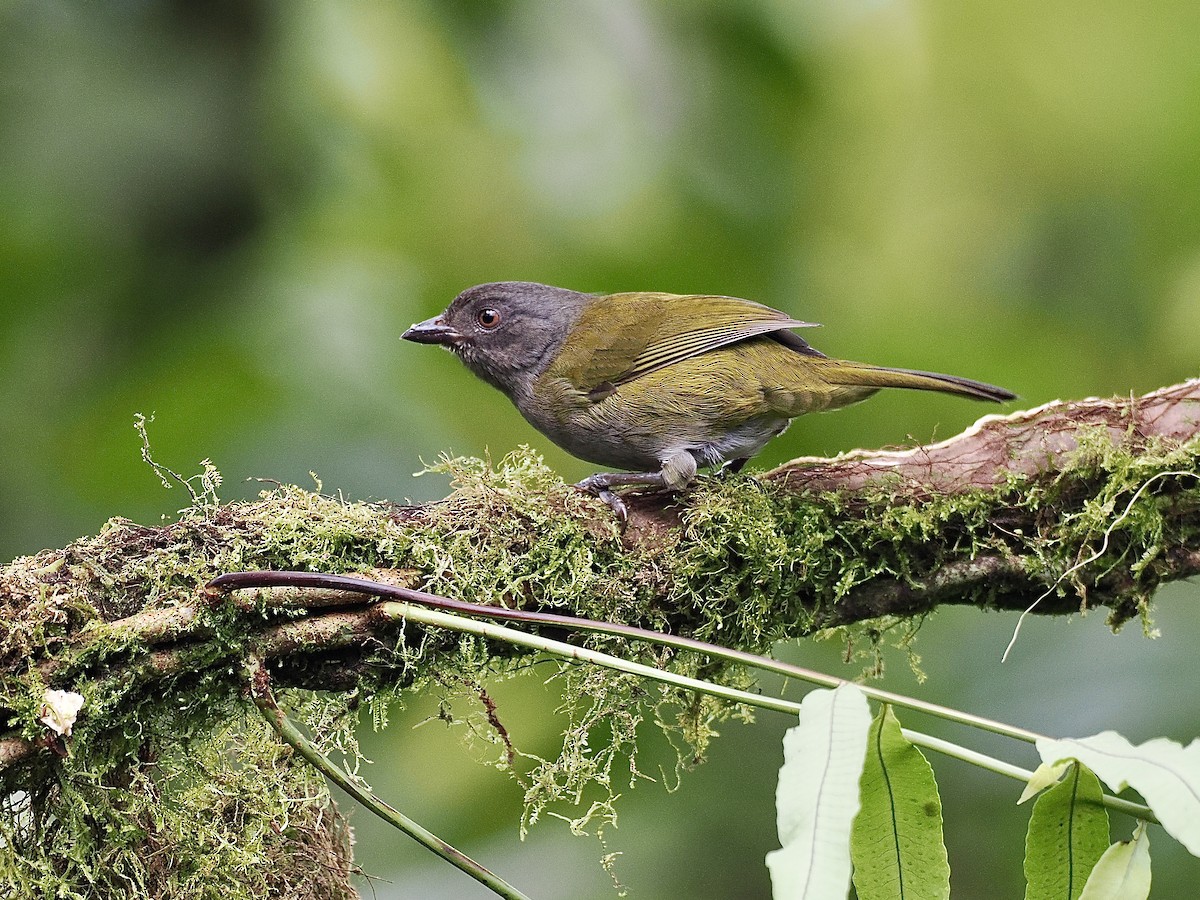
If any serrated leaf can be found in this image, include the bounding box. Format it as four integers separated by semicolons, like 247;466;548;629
766;684;872;900
850;705;950;900
1037;731;1200;855
1020;762;1072;805
1078;824;1151;900
1023;762;1110;900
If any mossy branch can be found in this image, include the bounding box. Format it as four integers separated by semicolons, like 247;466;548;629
3;378;1199;741
0;380;1197;897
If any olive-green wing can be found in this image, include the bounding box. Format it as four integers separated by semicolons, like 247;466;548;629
550;292;820;399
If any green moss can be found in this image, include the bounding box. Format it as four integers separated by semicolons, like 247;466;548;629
1;434;1196;895
1;697;354;899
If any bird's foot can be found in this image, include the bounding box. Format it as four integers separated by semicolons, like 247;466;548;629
574;471;675;525
574;474;631;524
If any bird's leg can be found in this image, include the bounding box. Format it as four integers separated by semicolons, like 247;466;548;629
575;471;667;522
575;452;697;522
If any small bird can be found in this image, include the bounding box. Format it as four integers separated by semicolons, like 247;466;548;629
403;282;1014;520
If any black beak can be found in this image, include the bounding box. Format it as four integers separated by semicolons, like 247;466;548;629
402;316;462;346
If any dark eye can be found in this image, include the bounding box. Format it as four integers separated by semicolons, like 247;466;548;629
476;307;501;329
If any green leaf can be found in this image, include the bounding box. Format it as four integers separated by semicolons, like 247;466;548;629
766;684;872;900
1023;762;1110;900
1078;824;1151;900
850;705;950;900
1037;731;1200;855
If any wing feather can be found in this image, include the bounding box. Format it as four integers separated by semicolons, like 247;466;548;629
613;316;818;386
549;292;820;394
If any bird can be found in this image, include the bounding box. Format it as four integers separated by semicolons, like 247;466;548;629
403;281;1015;521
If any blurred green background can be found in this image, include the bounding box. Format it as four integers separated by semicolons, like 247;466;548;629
2;1;1197;897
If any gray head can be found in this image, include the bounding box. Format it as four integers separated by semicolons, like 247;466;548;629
402;281;592;397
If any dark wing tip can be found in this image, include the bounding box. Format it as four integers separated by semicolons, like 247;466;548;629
770;328;828;359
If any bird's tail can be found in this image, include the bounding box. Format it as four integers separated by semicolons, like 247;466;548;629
821;362;1016;403
759;352;1015;417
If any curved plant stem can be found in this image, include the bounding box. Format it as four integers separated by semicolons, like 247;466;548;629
247;659;532;900
212;572;1156;823
901;728;1158;823
375;600;1157;825
210;571;1041;743
1002;470;1200;661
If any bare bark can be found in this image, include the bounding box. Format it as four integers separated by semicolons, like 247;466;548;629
772;379;1200;493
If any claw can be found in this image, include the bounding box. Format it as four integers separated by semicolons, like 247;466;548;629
574;476;629;524
574;469;672;525
597;488;628;524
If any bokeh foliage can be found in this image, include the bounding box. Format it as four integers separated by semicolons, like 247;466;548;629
2;1;1198;897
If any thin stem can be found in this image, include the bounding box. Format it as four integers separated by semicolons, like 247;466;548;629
1002;470;1199;662
376;601;804;716
248;659;531;900
377;601;1157;825
901;727;1036;781
900;728;1160;824
209;571;1043;744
